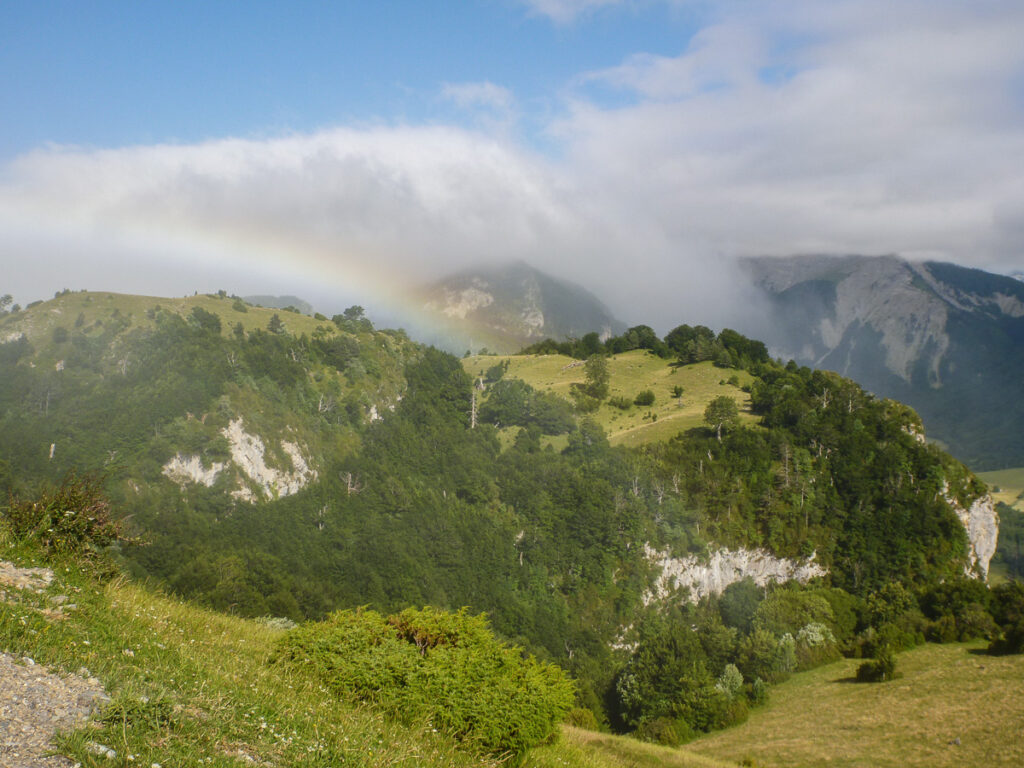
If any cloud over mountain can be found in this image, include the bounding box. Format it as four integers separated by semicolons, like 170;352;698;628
1;0;1022;329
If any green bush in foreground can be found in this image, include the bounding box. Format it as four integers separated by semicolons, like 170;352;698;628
273;606;575;760
3;472;128;555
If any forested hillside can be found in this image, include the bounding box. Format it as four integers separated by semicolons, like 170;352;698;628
0;291;1012;741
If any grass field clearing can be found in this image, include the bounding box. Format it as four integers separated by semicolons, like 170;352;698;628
464;351;756;447
687;641;1024;768
977;467;1024;512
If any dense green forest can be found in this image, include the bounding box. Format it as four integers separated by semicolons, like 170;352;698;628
1;291;1018;743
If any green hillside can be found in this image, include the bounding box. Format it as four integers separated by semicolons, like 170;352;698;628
463;352;756;447
6;527;1019;768
0;530;516;767
2;292;1013;754
687;642;1024;768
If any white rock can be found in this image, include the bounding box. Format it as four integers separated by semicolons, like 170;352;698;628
949;493;999;579
161;453;225;488
644;545;828;604
222;418;317;502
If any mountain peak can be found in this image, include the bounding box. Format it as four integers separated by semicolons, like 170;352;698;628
420;261;626;353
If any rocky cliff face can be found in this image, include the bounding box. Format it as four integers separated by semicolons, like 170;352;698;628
162;418;317;502
644;545;828;604
742;255;1024;469
947;493;999;580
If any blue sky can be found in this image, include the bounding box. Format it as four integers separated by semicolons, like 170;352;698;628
2;1;1023;325
0;1;694;158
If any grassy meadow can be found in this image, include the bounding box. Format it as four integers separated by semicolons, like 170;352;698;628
978;467;1024;512
463;351;756;447
686;642;1024;768
525;727;733;768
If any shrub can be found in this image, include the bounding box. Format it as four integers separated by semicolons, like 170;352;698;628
3;472;127;555
634;390;655;406
794;622;841;670
738;629;797;684
956;602;998;641
571;390;601;413
608;396;633;410
855;646;899;683
634;716;682;746
274;606;575;759
715;663;744;699
925;615;959;644
566;707;600;731
746;677;769;706
989;618;1024;655
988;581;1024;654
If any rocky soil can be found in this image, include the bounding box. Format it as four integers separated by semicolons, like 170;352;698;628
1;561;109;768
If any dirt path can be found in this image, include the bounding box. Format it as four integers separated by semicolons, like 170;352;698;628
1;561;108;768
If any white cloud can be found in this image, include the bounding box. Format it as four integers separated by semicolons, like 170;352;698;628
557;0;1024;273
2;0;1023;330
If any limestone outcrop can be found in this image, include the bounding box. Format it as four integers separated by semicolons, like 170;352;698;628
950;494;999;579
644;545;828;604
161;418;317;502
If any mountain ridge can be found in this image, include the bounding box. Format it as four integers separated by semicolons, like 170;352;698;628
418;261;627;353
742;254;1024;469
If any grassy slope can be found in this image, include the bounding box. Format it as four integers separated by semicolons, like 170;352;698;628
977;467;1024;512
2;291;333;355
1;532;733;768
0;532;495;768
463;352;756;448
525;727;733;768
8;547;1024;768
687;642;1024;768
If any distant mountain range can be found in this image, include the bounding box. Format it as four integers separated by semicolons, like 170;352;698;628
418;261;626;353
742;255;1024;470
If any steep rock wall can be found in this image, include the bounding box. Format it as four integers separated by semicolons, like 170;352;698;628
223;418;317;501
950;494;999;579
644;545;828;604
161;419;317;502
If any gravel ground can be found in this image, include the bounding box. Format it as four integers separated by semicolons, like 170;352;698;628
1;561;109;768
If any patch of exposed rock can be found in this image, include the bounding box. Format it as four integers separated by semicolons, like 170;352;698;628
434;283;495;320
0;652;109;768
948;493;999;579
645;545;828;604
162;453;226;488
223;418;317;501
161;418;317;502
0;562;54;593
